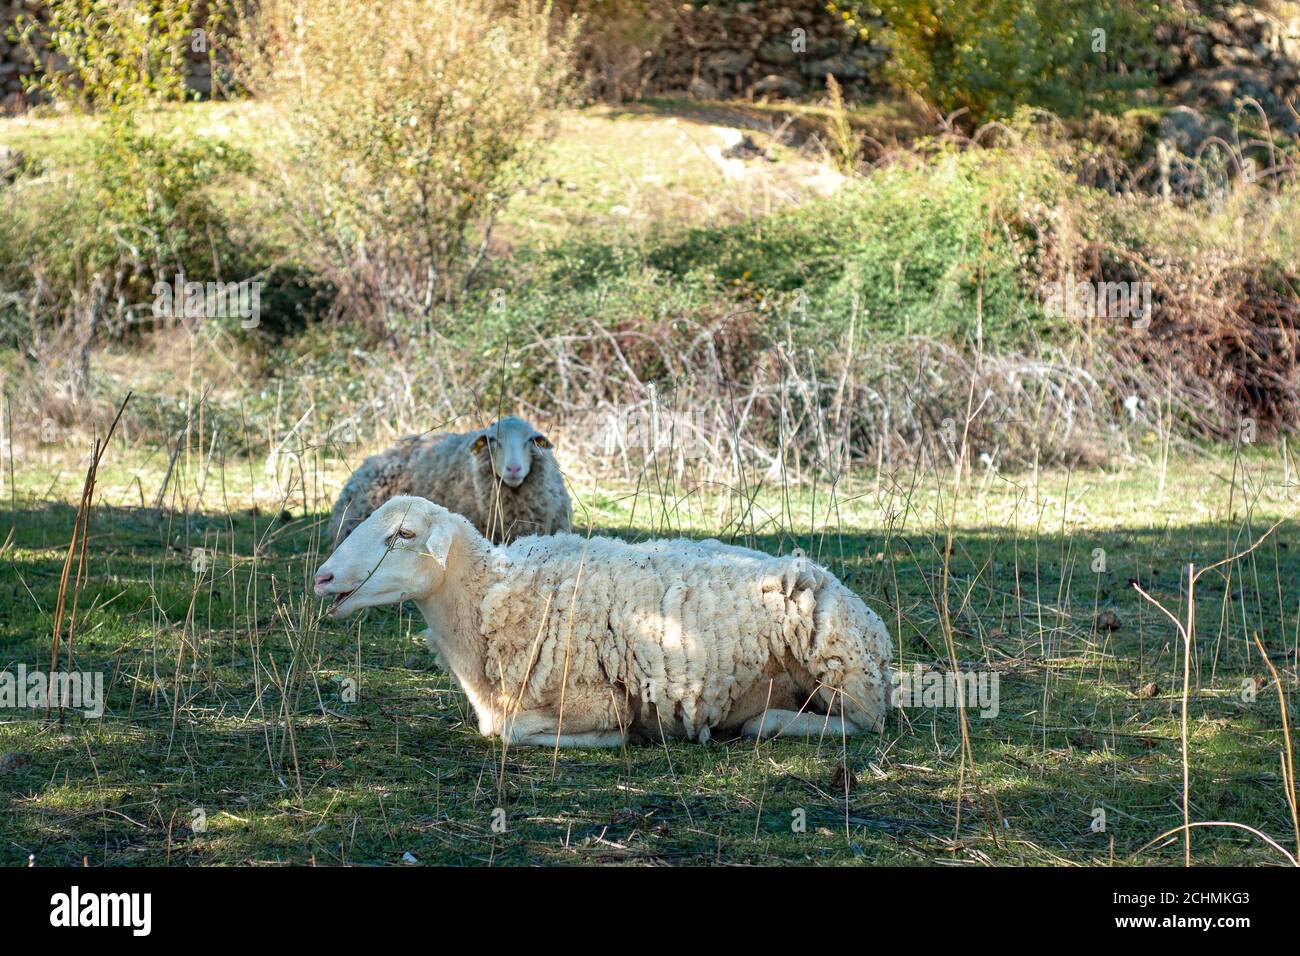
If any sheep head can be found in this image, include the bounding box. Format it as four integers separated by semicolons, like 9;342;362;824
313;496;460;617
470;416;553;489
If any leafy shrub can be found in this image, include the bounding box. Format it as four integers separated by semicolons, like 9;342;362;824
18;0;211;111
0;0;253;397
232;0;578;334
642;145;1078;348
830;0;1169;125
0;122;253;347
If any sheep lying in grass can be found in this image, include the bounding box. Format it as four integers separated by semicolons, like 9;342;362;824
313;496;893;747
328;417;571;547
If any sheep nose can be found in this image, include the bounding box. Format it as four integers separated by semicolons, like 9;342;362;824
313;571;333;593
505;464;522;476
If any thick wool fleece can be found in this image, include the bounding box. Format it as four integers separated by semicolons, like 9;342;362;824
470;531;893;739
329;429;571;546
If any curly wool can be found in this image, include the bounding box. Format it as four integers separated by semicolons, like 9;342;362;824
471;531;893;739
329;428;571;546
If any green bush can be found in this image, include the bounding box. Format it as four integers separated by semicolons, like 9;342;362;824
1;0;253;359
830;0;1169;124
640;145;1079;347
0;119;252;347
18;0;211;111
232;0;578;333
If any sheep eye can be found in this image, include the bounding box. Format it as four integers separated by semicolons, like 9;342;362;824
532;435;551;449
386;528;416;547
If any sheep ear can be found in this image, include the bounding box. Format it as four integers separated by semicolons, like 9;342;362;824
424;523;454;569
532;434;552;449
471;435;488;453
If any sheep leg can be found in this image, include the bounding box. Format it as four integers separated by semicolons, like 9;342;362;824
499;709;626;749
741;709;863;740
514;730;626;748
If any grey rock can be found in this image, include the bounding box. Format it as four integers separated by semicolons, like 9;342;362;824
752;73;803;97
722;134;766;159
757;37;799;66
1158;105;1230;152
809;37;840;57
1183;65;1277;111
805;55;869;80
688;76;718;100
1227;3;1265;34
0;144;22;183
0;751;30;773
1212;44;1255;67
705;49;752;75
1187;34;1213;67
1207;21;1235;45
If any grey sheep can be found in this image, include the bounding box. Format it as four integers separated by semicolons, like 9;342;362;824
328;416;571;547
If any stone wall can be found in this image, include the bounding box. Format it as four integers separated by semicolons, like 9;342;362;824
3;0;1300;131
1152;2;1300;133
2;0;886;110
636;0;888;100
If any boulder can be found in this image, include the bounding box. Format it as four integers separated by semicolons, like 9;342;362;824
1158;106;1230;153
1185;33;1212;68
688;76;718;100
705;49;752;75
806;54;870;81
1181;65;1277;112
1207;20;1236;45
757;37;799;66
752;73;803;98
1211;44;1255;67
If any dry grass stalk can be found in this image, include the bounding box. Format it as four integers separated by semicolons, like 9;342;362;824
47;391;132;718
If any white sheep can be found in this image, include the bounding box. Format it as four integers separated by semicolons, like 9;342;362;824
313;496;893;747
328;416;571;547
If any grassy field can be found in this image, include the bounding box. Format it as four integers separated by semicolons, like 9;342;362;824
2;437;1297;866
0;97;894;247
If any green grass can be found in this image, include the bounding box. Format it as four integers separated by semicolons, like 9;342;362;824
0;98;855;252
1;445;1297;866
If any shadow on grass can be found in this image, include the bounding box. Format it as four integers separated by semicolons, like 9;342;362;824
1;501;1296;865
